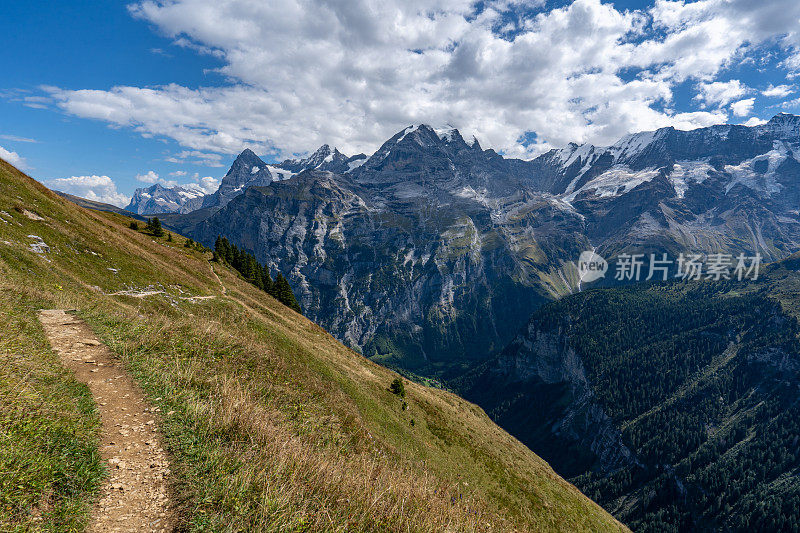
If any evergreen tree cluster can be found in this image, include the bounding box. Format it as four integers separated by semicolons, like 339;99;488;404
145;216;164;237
183;238;210;253
214;236;301;313
526;283;800;532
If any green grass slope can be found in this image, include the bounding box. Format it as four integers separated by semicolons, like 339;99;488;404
0;159;625;532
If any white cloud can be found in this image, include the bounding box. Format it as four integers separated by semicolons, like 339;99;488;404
43;175;130;207
136;170;178;187
0;134;38;143
742;116;768;126
731;98;756;117
42;0;800;158
183;175;220;195
164;149;224;167
762;84;795;98
136;170;160;183
137;169;219;194
0;145;29;171
695;80;747;107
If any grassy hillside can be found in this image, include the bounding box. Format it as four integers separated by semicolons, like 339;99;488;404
0;158;625;532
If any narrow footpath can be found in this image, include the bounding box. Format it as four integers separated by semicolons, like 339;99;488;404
38;310;172;533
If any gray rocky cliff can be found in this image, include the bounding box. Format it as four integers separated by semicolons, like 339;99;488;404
459;320;638;476
174;115;800;371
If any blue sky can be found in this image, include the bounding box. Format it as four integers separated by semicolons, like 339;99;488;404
2;0;800;206
0;1;229;204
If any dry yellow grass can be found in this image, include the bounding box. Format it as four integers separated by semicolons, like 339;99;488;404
0;158;627;532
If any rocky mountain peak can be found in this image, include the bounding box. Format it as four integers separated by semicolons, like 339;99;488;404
201;149;272;209
761;112;800;139
277;144;350;173
228;148;267;174
391;124;476;150
359;124;483;176
125;182;205;215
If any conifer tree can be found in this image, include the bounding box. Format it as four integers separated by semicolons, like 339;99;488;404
261;267;273;293
273;274;301;313
146;216;165;237
211;235;300;313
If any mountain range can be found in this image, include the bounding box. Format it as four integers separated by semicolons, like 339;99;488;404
125;182;206;215
148;114;800;374
126;146;367;214
38;113;800;531
0;155;624;532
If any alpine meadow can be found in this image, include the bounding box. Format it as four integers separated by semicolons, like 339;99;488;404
4;1;800;532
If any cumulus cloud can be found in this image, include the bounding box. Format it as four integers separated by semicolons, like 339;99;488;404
0;145;29;170
43;175;130;207
42;0;800;158
136;170;178;187
164;150;224;167
136;170;160;183
762;84;795;98
695;80;747;107
731;98;756;117
742;116;768;126
137;169;219;194
180;175;220;195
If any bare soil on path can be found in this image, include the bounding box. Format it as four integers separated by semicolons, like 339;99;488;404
38;310;173;533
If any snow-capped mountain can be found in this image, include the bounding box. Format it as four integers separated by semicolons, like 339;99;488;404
531;113;800;201
125;145;369;215
524;113;800;260
201;148;273;209
164;114;800;375
167;122;586;372
125;183;205;215
274;144;366;175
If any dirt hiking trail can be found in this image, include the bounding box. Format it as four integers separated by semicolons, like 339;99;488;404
38;310;173;533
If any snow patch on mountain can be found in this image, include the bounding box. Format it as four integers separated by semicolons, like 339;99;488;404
265;165;295;180
606;130;659;161
346;157;367;172
565;165;660;201
454;185;491;206
433;126;459;143
557;143;597;169
669;161;714;198
396;125;420;144
724;140;795;196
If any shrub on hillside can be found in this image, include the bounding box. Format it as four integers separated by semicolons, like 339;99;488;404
390;378;406;398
